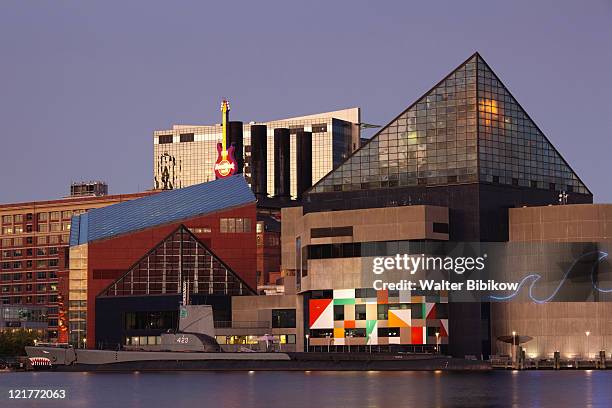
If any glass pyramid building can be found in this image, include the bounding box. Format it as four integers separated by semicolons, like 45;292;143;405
310;53;590;196
99;226;255;298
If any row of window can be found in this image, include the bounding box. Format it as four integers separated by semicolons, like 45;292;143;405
219;218;252;233
1;211;78;225
308;287;438;301
1;235;70;247
0;295;58;305
307;239;453;260
1;271;57;280
1;283;56;293
2;247;59;258
309;327;443;339
1;259;59;269
216;335;296;345
1;222;70;235
331;303;448;321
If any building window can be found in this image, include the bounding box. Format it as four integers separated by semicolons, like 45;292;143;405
2;238;11;246
37;260;47;269
37;212;48;222
49;236;59;244
220;218;252;233
180;133;194;143
37;236;47;245
310;226;353;238
334;305;344;320
2;215;13;224
37;272;46;279
271;309;296;328
50;223;61;232
37;224;48;233
62;211;72;219
355;304;367;320
14;226;23;234
158;135;173;144
14;215;23;223
2;227;13;235
50;212;60;221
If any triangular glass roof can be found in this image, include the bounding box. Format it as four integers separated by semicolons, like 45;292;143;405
98;225;255;297
310;53;590;195
476;55;589;194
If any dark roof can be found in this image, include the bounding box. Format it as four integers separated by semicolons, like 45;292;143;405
70;175;255;246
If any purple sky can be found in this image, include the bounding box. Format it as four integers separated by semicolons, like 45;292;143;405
1;1;611;203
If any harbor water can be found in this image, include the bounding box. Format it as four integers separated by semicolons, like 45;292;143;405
1;370;612;407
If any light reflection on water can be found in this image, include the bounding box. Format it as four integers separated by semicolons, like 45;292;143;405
1;370;612;408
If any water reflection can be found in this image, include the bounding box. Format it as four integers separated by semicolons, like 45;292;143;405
1;371;611;408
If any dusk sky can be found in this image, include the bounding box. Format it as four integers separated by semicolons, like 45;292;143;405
1;0;610;203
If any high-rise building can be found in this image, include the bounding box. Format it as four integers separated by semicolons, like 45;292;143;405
0;189;156;340
153;108;361;199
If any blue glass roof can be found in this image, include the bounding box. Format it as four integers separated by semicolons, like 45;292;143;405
70;175;255;246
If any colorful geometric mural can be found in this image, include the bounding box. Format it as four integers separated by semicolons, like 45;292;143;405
308;288;448;346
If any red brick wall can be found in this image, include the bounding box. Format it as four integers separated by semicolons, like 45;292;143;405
85;203;256;348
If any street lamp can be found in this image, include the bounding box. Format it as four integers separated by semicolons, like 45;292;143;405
586;331;591;359
82;337;87;349
435;332;440;354
305;334;310;353
512;331;517;365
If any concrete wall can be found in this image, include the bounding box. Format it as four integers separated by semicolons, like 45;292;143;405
281;205;449;272
491;204;612;358
510;204;612;242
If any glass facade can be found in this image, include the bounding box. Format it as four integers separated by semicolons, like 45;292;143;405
153;109;359;199
100;226;254;297
311;54;589;195
312;55;478;193
477;56;588;193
